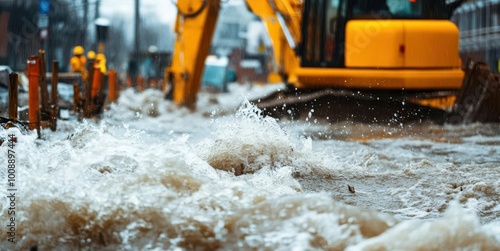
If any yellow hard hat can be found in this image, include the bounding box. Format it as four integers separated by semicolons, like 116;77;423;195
73;46;84;55
87;50;96;59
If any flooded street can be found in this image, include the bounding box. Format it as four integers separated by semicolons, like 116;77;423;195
297;122;500;223
1;86;500;250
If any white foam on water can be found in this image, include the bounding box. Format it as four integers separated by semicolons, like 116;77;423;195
194;100;322;177
1;86;499;250
346;202;500;251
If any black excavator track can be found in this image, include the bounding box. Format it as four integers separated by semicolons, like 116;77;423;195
252;61;500;125
252;88;452;124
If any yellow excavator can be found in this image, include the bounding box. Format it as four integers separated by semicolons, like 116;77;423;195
166;0;499;123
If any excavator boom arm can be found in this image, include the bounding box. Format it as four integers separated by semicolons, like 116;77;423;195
167;0;301;109
167;0;221;110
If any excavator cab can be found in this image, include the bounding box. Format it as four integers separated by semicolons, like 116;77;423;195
306;1;451;64
300;0;456;68
255;0;472;122
296;0;463;92
300;0;342;67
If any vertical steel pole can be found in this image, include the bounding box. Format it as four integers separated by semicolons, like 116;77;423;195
38;50;49;115
84;60;94;117
50;61;59;131
73;83;81;113
134;0;140;54
8;73;18;121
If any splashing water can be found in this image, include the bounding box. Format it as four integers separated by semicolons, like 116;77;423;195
0;88;499;250
195;100;319;176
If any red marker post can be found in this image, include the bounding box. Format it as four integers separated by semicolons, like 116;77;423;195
27;56;41;130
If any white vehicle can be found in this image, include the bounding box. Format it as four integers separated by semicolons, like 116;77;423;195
0;65;29;92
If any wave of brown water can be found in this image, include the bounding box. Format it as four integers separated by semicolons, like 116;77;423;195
1;89;499;250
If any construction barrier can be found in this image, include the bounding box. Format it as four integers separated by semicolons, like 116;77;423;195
4;53;119;135
3;53;124;136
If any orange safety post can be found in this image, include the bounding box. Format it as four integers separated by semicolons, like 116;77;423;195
91;66;102;98
27;56;40;130
8;72;18;120
108;70;117;102
137;74;144;92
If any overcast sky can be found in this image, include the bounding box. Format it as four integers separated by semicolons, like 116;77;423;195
96;0;248;53
99;0;244;25
99;0;175;24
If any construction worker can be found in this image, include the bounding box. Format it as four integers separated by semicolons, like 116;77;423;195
86;50;96;74
87;50;96;66
69;45;88;80
95;53;107;74
87;50;95;61
94;43;107;74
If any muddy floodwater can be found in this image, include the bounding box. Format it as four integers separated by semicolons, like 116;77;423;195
1;86;499;250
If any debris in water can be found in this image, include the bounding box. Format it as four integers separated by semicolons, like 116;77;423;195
348;185;355;194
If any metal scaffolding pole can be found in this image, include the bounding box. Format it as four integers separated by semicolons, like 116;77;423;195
135;0;140;54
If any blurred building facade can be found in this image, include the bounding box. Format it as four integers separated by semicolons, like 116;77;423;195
210;3;273;83
452;0;500;72
0;0;86;71
211;3;254;55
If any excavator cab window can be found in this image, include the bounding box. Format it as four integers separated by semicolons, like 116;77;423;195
349;0;449;19
301;0;342;67
351;0;391;19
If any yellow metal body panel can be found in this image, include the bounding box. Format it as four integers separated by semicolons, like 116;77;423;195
177;0;205;15
284;44;300;85
302;19;464;90
346;20;461;69
404;21;460;68
295;68;464;90
267;72;283;83
270;0;303;42
345;21;404;68
168;0;220;109
408;95;457;111
272;0;302;85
